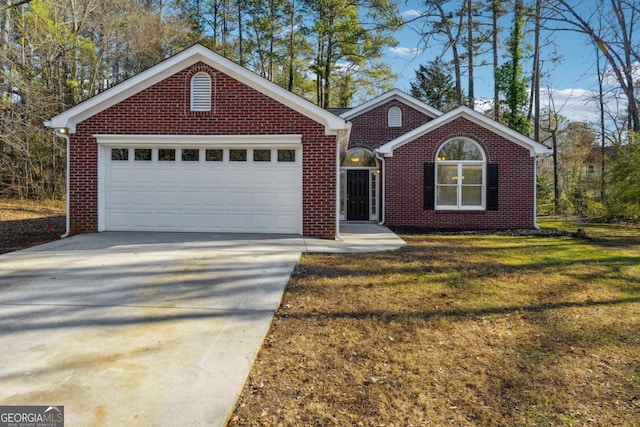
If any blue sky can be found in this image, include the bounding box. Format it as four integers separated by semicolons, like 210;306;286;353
382;1;623;124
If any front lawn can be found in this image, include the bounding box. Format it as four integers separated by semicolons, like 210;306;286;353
230;220;640;426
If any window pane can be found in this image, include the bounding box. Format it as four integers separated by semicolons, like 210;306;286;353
339;171;345;216
111;148;128;161
134;149;152;161
277;149;295;162
437;165;458;184
462;186;483;206
341;148;376;167
437;186;457;206
159;149;176;161
229;149;247;161
462;165;483;184
182;149;199;161
253;149;271;162
371;171;377;216
437;139;483;161
206;149;223;161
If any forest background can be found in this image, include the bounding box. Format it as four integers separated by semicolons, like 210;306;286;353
1;0;639;221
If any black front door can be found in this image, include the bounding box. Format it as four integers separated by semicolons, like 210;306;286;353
346;170;369;221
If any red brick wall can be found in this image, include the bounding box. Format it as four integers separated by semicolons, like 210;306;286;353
384;117;536;229
69;62;337;239
347;100;434;151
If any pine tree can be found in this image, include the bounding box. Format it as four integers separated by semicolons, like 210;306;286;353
410;58;458;112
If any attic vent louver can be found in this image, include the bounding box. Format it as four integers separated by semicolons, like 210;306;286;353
388;106;402;127
190;72;212;111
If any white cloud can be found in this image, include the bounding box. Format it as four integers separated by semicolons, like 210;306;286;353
540;88;627;123
389;46;421;56
402;9;422;18
474;88;627;125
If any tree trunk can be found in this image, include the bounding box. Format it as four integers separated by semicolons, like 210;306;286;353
466;0;474;109
287;0;295;91
237;0;244;65
531;0;541;141
596;43;607;201
491;0;500;120
323;35;333;108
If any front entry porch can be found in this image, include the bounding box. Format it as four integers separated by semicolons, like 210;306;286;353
339;148;379;222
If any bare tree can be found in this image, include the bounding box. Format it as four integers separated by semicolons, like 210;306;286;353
417;0;466;105
549;0;640;131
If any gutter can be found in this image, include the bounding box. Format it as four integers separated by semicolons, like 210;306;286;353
334;126;352;241
374;150;386;225
533;154;541;230
50;126;71;238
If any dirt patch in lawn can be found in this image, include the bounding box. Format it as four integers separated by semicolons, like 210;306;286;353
230;224;640;426
0;198;66;254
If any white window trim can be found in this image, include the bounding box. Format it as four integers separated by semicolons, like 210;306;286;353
435;139;486;211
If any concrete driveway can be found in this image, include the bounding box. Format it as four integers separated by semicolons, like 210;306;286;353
0;227;405;426
0;232;305;426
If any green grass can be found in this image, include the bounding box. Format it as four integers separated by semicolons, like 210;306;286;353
230;221;640;426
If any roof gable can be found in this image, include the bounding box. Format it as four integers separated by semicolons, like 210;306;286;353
45;44;348;135
340;89;442;121
377;105;551;157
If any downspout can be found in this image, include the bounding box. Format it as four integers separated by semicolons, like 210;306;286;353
335;126;351;241
53;128;71;238
375;150;386;225
533;154;540;230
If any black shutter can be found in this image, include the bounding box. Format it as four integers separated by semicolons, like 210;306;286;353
423;163;435;210
486;164;499;210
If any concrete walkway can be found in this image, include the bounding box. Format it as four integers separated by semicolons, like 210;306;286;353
0;224;404;426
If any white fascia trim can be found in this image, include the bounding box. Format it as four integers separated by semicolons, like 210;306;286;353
377;106;552;157
46;53;199;133
340;89;443;120
46;44;349;136
94;134;303;146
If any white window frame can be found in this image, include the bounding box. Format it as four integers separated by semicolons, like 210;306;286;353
190;72;212;111
435;138;486;210
388;106;402;127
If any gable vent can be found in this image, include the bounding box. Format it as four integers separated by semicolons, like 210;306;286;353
190;72;212;111
388;106;402;127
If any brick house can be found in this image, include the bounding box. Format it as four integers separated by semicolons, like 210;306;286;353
46;44;550;239
339;90;551;230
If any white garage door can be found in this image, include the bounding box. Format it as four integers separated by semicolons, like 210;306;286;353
99;142;302;234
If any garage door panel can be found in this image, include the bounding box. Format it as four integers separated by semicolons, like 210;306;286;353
108;190;131;206
156;213;180;228
130;213;155;228
102;145;302;234
223;192;252;207
176;191;203;206
155;191;179;207
251;193;276;207
107;212;129;228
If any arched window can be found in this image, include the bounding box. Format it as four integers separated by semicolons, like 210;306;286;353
388;106;402;127
435;139;485;209
341;148;377;167
190;72;212;111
